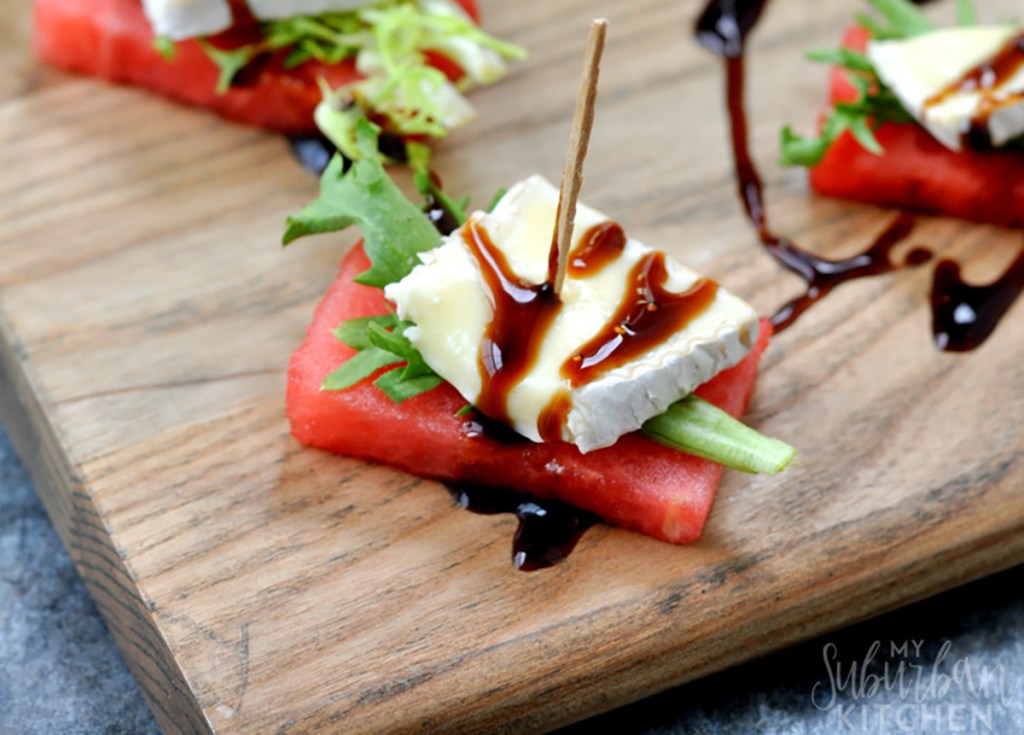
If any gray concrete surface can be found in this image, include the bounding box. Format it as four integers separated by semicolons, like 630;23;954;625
1;423;1020;735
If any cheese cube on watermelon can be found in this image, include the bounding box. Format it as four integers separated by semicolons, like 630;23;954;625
810;26;1024;229
286;244;771;544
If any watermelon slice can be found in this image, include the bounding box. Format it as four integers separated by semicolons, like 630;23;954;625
32;0;479;134
287;243;772;544
809;26;1024;229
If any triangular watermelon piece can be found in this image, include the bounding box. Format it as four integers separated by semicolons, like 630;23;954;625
809;26;1024;229
287;244;771;544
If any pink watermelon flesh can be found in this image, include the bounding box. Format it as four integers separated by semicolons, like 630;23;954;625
287;244;771;544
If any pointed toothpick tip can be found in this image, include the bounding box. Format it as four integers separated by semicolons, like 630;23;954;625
550;18;608;297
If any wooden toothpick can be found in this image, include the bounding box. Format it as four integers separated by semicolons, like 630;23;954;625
550;18;607;297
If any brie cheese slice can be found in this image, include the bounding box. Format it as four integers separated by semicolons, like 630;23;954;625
868;26;1024;151
385;176;759;453
142;0;233;41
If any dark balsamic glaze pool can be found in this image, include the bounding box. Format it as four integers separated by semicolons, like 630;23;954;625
695;0;1024;349
444;480;600;571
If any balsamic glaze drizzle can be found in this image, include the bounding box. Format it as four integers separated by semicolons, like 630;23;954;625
696;0;1024;347
696;0;933;333
445;482;599;571
564;253;718;385
288;134;339;177
287;131;408;177
931;245;1024;352
925;30;1024;151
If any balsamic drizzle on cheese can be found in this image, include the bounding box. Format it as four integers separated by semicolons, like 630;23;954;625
563;253;718;387
925;30;1024;150
461;216;721;442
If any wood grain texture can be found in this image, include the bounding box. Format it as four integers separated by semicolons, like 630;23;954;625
2;1;1023;733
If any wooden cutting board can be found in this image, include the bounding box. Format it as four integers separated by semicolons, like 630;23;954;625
2;1;1022;733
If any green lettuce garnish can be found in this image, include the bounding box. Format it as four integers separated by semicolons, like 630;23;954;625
284;118;442;287
780;0;979;167
178;0;525;162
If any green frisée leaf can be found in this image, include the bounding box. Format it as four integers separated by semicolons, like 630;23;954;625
195;0;524;163
283;119;441;288
198;40;258;94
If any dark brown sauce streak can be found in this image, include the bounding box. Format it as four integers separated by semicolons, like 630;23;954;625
697;0;1024;350
537;390;572;444
287;131;408;177
931;244;1024;351
567;221;628;278
457;413;598;569
925;30;1024;151
695;0;932;333
563;253;719;386
444;482;599;571
462;219;562;427
461;410;528;445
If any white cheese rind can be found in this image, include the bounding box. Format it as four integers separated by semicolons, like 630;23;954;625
385;176;760;453
868;26;1024;151
141;0;233;41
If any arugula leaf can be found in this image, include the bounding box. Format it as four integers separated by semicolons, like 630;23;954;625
366;321;440;381
864;0;932;38
326;317;443;402
486;187;508;213
414;168;469;225
779;127;833;167
283;118;441;288
332;314;397;349
955;0;977;26
322;347;402;390
805;48;874;74
153;36;177;62
374;370;443;403
780;1;926;169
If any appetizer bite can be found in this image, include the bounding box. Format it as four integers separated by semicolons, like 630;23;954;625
780;0;1024;228
33;0;523;160
284;19;793;567
283;112;793;561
